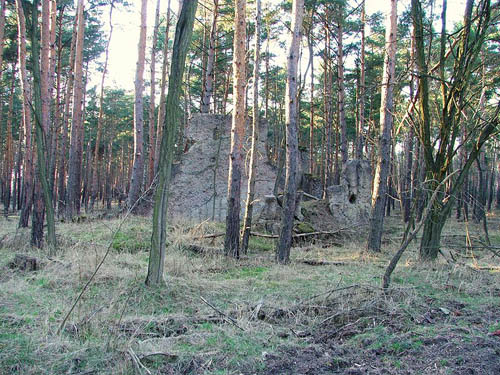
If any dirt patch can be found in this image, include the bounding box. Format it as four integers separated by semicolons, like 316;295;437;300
260;301;500;375
262;333;500;374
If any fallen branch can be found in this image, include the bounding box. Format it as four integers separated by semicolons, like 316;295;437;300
194;228;354;241
300;259;345;266
139;352;178;361
302;192;320;200
128;347;152;375
193;232;225;240
200;296;245;331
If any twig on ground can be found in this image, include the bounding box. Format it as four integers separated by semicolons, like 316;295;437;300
200;296;245;331
139;352;178;361
295;284;359;307
193;232;225;240
194;227;354;240
302;192;320;200
128;347;152;375
300;259;346;266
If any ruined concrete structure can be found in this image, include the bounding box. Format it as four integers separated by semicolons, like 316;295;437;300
169;114;373;229
168;114;276;221
327;160;372;226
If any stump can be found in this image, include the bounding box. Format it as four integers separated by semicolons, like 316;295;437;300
9;254;39;271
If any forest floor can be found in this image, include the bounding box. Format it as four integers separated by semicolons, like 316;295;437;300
0;210;499;375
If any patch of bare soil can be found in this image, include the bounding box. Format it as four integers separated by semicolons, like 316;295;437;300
260;307;500;375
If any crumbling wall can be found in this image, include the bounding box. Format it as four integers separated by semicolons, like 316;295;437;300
327;160;372;226
168;114;276;221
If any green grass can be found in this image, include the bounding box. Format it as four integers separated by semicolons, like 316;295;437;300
0;212;499;374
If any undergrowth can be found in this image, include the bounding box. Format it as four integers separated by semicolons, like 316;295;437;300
0;211;499;374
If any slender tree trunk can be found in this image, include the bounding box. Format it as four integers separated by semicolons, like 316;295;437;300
58;8;78;214
307;19;315;175
355;0;365;160
128;0;148;210
2;67;15;217
148;0;160;186
48;0;58;192
41;0;51;141
66;0;85;219
275;0;304;264
91;1;114;210
146;0;198;286
200;0;219;113
16;0;34;227
31;0;56;250
105;140;113;210
224;0;247;258
366;0;397;252
0;0;6;84
154;0;172;175
241;0;261;254
337;4;348;165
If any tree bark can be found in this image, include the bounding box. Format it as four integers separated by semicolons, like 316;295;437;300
275;0;304;264
90;1;114;210
224;0;247;258
128;0;148;210
148;0;160;186
307;14;315;175
146;0;198;286
336;4;348;165
31;0;56;251
2;67;15;217
241;0;261;254
66;0;85;219
16;0;34;227
154;0;172;176
366;0;397;252
355;1;366;160
200;0;219;113
0;0;6;85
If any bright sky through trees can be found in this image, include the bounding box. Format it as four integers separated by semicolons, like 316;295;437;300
94;0;467;91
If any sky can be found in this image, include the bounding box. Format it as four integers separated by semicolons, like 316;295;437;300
91;0;469;92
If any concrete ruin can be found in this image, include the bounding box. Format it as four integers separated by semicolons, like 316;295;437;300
168;114;372;231
327;160;372;226
168;114;276;221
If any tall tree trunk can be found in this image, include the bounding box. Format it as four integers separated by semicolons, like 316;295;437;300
128;0;148;210
224;0;247;258
337;3;348;165
31;0;56;250
355;0;365;160
2;67;15;217
148;0;160;186
275;0;304;264
241;0;261;254
146;0;198;286
48;0;58;196
366;0;397;252
16;0;34;227
90;1;114;210
416;0;494;260
41;0;51;141
0;0;6;84
58;8;78;215
200;0;219;113
66;0;85;219
154;0;172;175
307;17;315;174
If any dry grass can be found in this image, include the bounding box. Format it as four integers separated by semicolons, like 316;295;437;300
0;211;499;374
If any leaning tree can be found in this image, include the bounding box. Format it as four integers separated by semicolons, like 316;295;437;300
412;0;498;260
